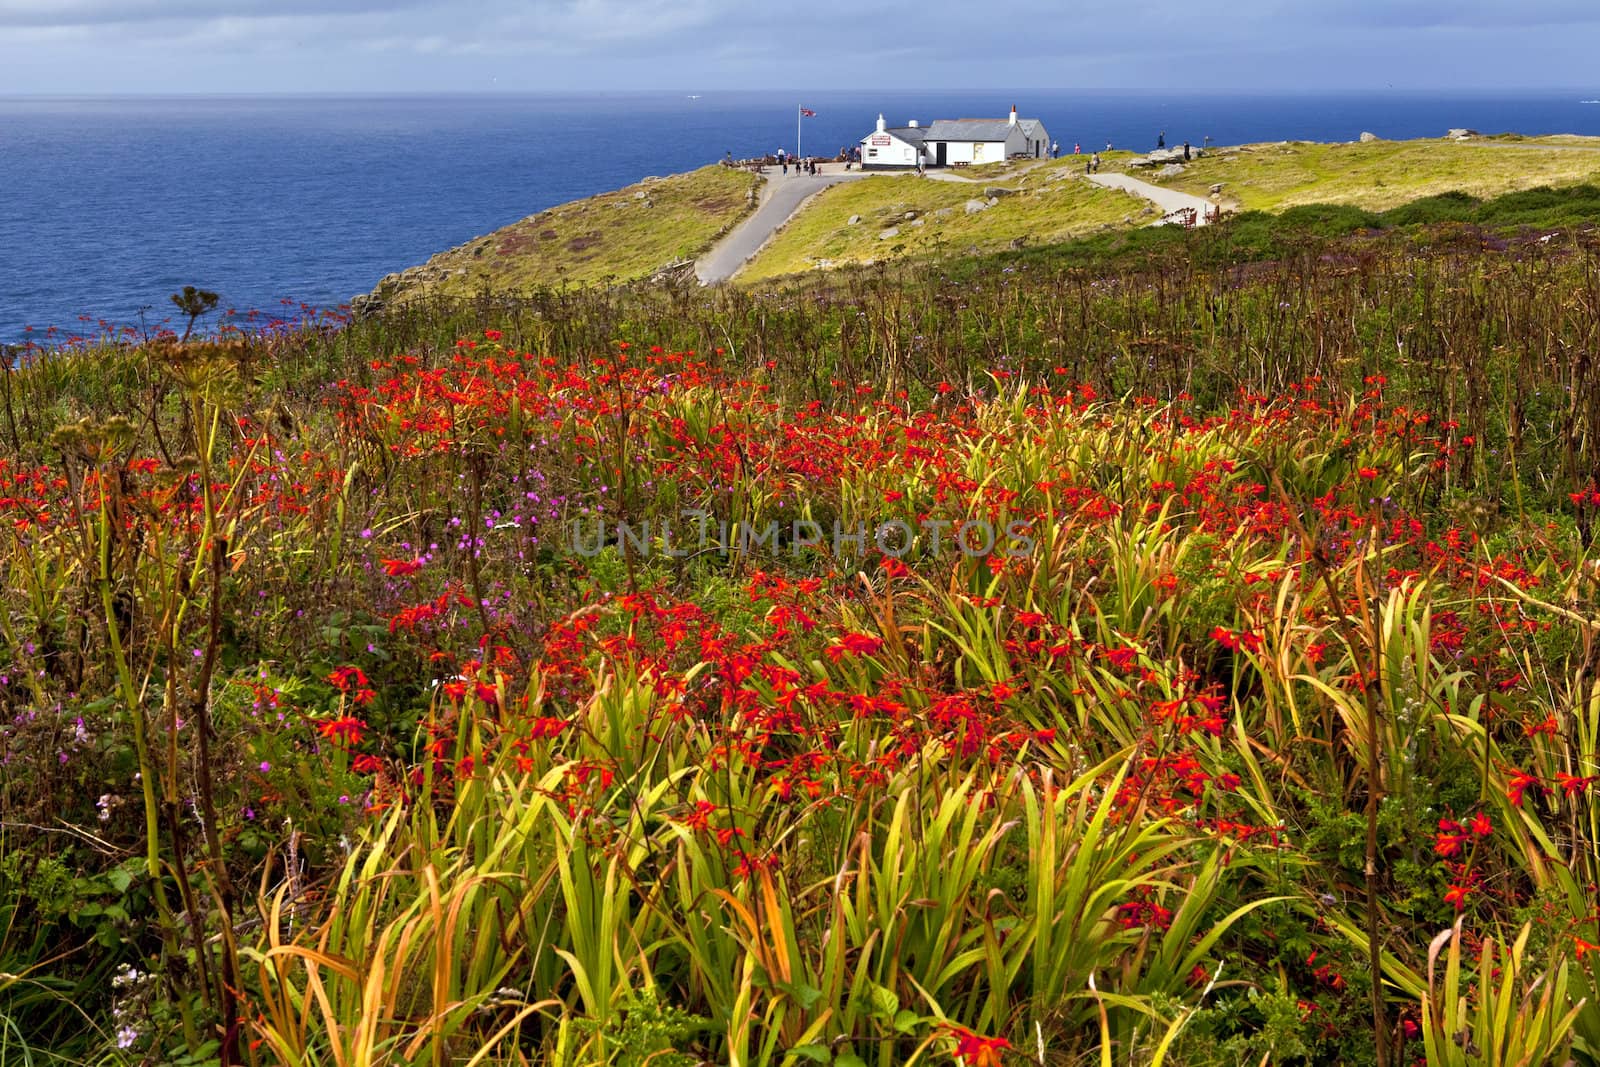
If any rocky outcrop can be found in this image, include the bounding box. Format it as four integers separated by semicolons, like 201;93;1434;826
1130;147;1204;168
647;259;697;285
1447;128;1481;140
1360;132;1381;142
351;261;474;318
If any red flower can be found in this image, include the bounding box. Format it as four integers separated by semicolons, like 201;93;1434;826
1557;773;1595;798
1434;818;1467;858
1443;884;1471;910
1507;769;1544;807
824;632;884;662
317;715;366;747
1357;467;1378;480
382;557;425;577
1468;811;1492;837
949;1026;1010;1067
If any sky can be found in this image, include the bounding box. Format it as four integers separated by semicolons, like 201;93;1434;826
0;0;1597;94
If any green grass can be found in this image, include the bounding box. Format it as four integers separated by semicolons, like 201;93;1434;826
738;170;1150;281
1145;137;1600;212
371;164;760;301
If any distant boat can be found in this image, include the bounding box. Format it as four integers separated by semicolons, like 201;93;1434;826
687;94;702;100
1583;100;1600;104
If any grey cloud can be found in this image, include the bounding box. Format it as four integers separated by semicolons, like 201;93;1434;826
0;0;424;27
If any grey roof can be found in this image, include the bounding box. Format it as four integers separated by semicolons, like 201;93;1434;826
1018;118;1047;140
860;126;926;147
922;118;1033;142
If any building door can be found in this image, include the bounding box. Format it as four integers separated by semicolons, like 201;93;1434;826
935;142;947;167
973;143;985;163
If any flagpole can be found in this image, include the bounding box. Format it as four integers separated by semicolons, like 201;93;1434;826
797;105;802;162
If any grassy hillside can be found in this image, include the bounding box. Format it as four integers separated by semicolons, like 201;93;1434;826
7;221;1600;1065
739;170;1149;281
365;164;760;304
1142;136;1600;212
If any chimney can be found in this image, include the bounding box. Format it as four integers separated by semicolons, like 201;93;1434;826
907;119;918;128
1008;105;1017;126
876;113;886;133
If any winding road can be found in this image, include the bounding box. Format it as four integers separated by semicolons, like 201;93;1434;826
695;168;869;284
695;160;1221;285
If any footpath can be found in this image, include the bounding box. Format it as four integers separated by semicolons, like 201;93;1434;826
696;165;867;283
1086;171;1217;225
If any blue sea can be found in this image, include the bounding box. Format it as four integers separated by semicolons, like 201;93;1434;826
3;89;1599;344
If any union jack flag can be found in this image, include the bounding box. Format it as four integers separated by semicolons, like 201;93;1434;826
799;107;816;117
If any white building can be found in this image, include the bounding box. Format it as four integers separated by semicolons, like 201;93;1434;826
860;114;928;170
923;106;1049;166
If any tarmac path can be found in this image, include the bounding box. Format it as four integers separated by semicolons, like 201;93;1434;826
695;166;868;283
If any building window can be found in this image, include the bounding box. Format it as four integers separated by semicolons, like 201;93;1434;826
867;148;877;158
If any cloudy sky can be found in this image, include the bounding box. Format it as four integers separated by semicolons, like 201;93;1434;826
0;0;1596;94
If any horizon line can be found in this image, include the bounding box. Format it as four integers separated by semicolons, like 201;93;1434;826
3;86;1598;99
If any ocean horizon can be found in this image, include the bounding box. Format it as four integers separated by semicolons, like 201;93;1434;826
4;88;1599;344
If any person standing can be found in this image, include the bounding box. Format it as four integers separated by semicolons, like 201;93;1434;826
1074;142;1081;154
1183;141;1191;161
1158;131;1166;148
1051;140;1059;158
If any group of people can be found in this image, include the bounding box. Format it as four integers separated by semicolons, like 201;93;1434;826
839;145;863;169
772;148;821;175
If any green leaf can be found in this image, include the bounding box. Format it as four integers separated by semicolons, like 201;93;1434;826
781;980;825;1011
788;1044;832;1063
893;1009;921;1034
867;981;898;1019
835;1056;868;1067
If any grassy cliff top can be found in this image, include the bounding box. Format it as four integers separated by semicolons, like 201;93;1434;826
739;168;1149;282
368;164;759;303
1137;136;1600;212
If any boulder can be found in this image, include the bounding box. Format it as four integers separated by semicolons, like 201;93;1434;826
1359;131;1381;143
1158;163;1186;177
1133;147;1202;167
648;259;696;285
878;227;900;240
909;218;925;227
964;199;989;214
847;214;861;225
1209;183;1225;194
1447;128;1480;140
903;210;918;220
983;186;1017;198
